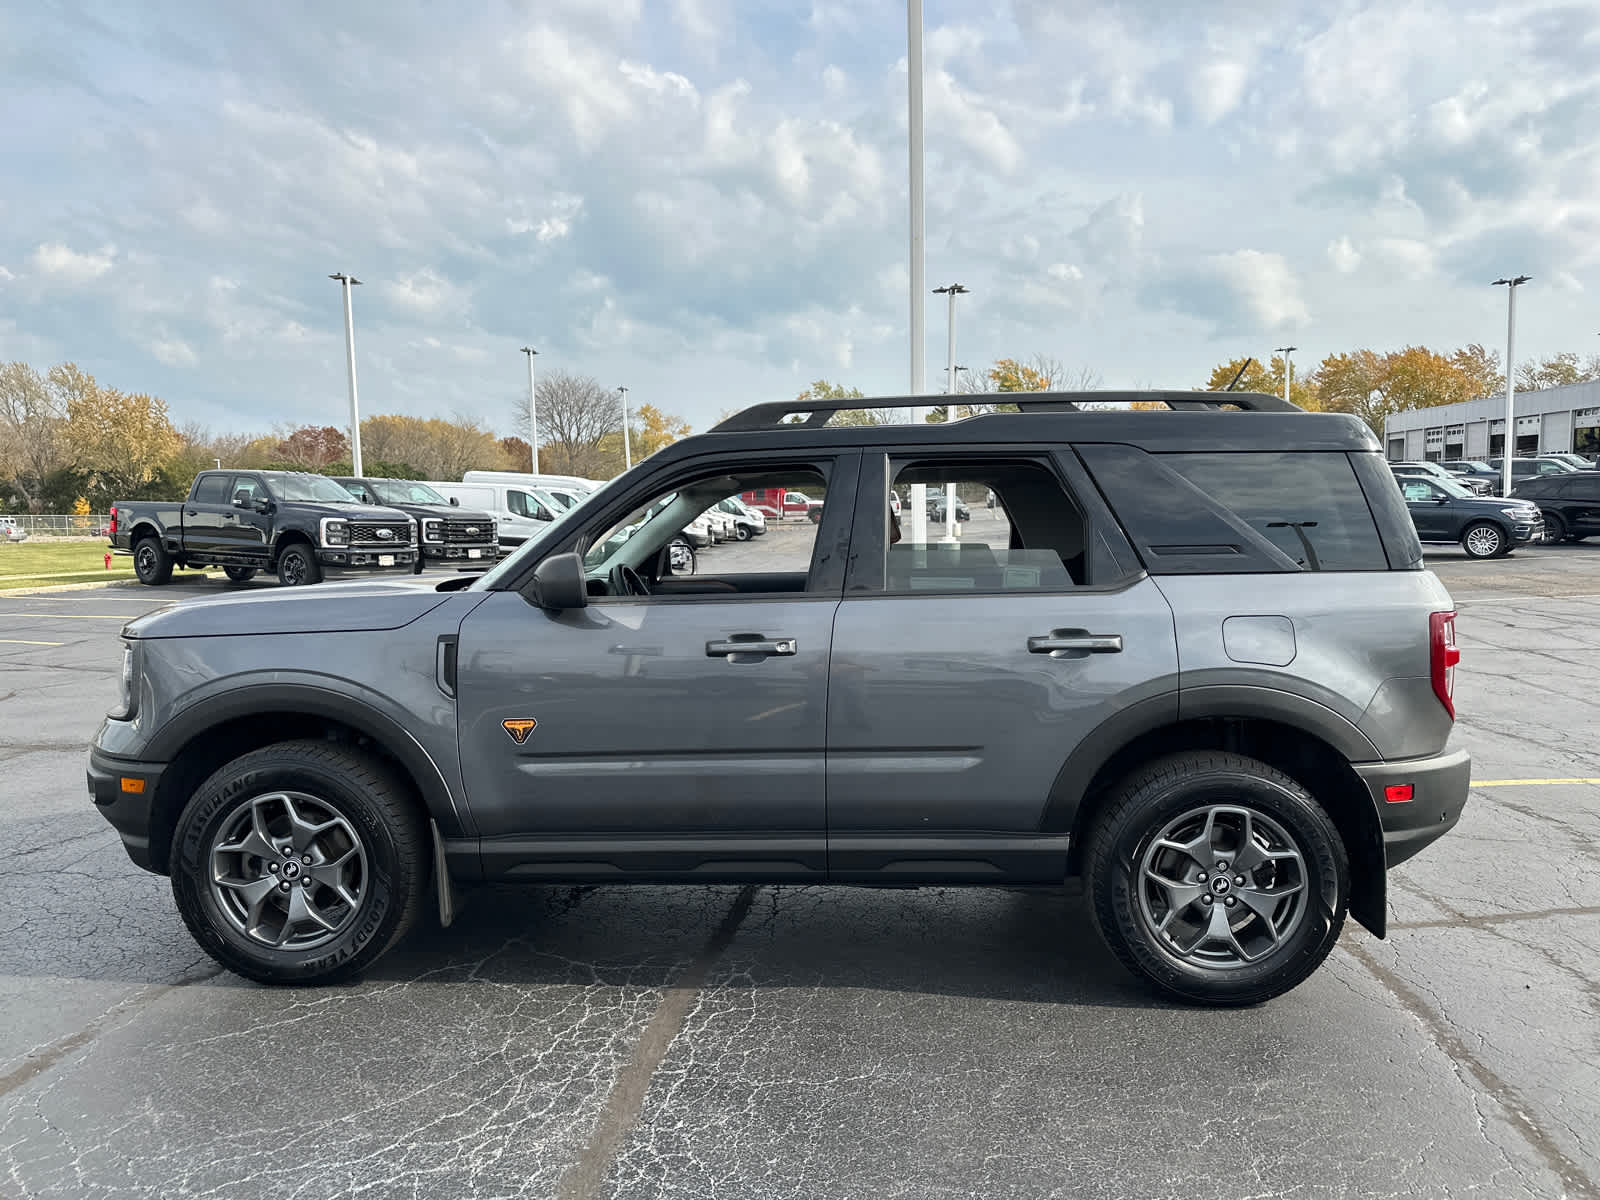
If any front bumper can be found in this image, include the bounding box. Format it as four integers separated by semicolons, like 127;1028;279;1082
87;746;167;873
421;543;497;563
316;548;418;571
1353;747;1470;867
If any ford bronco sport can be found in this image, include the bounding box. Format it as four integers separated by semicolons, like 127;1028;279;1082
88;391;1468;1005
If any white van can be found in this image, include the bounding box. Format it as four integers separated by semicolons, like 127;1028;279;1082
427;480;565;549
461;470;600;514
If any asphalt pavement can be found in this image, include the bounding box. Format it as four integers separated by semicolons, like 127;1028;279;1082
1;543;1597;1198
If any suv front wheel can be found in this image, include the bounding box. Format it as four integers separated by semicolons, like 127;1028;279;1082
1460;520;1507;559
170;740;429;984
1086;752;1348;1006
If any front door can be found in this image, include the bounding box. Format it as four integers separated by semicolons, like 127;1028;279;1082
453;451;857;881
223;474;274;558
826;450;1178;882
1399;479;1454;541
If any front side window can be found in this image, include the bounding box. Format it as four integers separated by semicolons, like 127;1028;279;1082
579;465;828;597
506;489;549;520
882;459;1088;592
1400;480;1440;502
342;481;373;503
229;476;266;506
372;480;448;506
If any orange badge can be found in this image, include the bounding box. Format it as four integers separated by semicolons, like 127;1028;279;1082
502;718;538;745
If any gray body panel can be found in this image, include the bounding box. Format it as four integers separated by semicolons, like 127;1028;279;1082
825;578;1178;880
454;590;838;877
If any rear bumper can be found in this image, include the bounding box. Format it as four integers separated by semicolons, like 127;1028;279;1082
1353;747;1471;867
87;746;167;874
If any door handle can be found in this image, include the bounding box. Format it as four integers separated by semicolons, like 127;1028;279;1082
706;635;798;661
186;509;198;516
1028;630;1123;657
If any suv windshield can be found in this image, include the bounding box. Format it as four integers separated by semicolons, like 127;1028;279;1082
371;480;448;505
267;475;360;503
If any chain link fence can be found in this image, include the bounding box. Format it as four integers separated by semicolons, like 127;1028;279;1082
1;514;112;539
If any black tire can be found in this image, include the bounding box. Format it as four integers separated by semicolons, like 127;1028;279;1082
1460;521;1505;559
1540;511;1565;543
132;536;174;586
1086;751;1348;1006
170;740;429;985
223;566;257;583
735;524;752;541
276;542;322;586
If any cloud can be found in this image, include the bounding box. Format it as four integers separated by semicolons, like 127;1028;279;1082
150;337;198;367
1327;236;1361;273
1149;249;1310;334
1189;60;1248;124
382;269;469;318
30;242;115;284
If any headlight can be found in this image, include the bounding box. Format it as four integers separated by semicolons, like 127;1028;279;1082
321;518;349;547
1502;507;1536;519
109;640;136;721
422;518;442;543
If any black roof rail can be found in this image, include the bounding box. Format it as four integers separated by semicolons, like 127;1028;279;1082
710;390;1300;432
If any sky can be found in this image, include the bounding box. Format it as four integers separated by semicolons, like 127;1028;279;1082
1;0;1597;438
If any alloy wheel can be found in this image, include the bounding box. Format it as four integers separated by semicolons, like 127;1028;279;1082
1465;525;1501;557
208;791;368;951
1136;803;1308;970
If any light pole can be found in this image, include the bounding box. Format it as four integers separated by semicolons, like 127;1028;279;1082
907;0;928;546
520;347;539;474
1274;345;1297;407
934;283;969;541
1493;276;1532;496
329;273;364;476
617;386;631;471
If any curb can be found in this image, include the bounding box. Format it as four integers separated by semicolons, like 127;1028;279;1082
2;573;216;597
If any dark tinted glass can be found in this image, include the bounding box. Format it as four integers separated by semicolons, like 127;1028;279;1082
192;474;230;504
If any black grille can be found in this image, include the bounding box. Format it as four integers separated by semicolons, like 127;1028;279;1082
349;521;411;546
443;520;493;543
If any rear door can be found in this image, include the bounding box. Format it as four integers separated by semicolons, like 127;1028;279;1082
826;449;1177;883
182;473;234;555
1398;479;1455;541
1559;476;1600;536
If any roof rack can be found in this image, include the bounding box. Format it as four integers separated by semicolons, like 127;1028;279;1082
711;390;1300;432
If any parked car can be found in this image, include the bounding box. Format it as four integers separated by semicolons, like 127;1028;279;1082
701;506;735;542
1390;461;1491;496
1;516;27;543
92;387;1469;1006
334;477;497;573
1485;456;1578;482
1510;471;1600;542
1438;460;1505;496
1540;452;1594;471
715;496;767;540
1394;475;1543;558
427;480;562;550
461;470;598;514
926;492;974;521
110;470;417;586
743;488;821;520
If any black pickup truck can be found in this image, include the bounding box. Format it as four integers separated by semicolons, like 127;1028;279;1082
332;477;499;573
110;470;419;586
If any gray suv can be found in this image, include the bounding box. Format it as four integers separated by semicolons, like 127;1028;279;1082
88;392;1468;1005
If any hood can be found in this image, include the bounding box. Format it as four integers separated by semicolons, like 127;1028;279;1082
289;501;414;521
381;501;497;521
1457;495;1538;512
124;577;454;640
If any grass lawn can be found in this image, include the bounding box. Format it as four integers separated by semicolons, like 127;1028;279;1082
0;541;209;590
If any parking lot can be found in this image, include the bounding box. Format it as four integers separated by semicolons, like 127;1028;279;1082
2;545;1598;1199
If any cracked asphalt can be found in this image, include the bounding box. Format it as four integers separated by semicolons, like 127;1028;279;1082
2;545;1598;1199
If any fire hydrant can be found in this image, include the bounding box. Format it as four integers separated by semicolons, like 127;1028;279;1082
104;551;112;570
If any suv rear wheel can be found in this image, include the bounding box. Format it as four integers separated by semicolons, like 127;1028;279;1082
1540;511;1566;543
170;740;429;984
1086;751;1348;1006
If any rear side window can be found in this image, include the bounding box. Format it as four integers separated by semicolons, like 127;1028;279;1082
192;475;229;504
1078;446;1388;573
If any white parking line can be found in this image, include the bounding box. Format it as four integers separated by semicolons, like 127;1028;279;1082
0;638;66;646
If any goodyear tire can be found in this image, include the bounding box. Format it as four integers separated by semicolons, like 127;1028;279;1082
133;536;174;586
170;740;429;985
276;543;322;586
1086;751;1348;1006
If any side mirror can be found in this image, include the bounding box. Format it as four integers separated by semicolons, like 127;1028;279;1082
529;551;588;611
1435;495;1450;504
253;497;272;514
449;496;460;506
232;496;248;508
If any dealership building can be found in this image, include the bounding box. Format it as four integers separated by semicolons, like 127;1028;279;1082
1381;379;1600;462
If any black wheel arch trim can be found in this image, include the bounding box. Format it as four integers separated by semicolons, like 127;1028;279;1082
143;682;470;842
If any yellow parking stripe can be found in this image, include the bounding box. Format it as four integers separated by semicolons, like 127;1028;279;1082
0;638;65;646
1473;778;1600;787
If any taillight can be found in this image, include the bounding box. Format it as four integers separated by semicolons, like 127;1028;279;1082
108;506;117;535
1430;610;1460;719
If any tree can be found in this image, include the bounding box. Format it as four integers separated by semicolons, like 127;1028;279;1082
1516;352;1600;393
1201;355;1319;409
631;404;692;458
535;371;623;477
499;436;531;470
1315;346;1481;433
56;364;182;507
0;361;68;512
273;425;350;470
788;379;889;426
1451;344;1504;399
357;414;503;480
